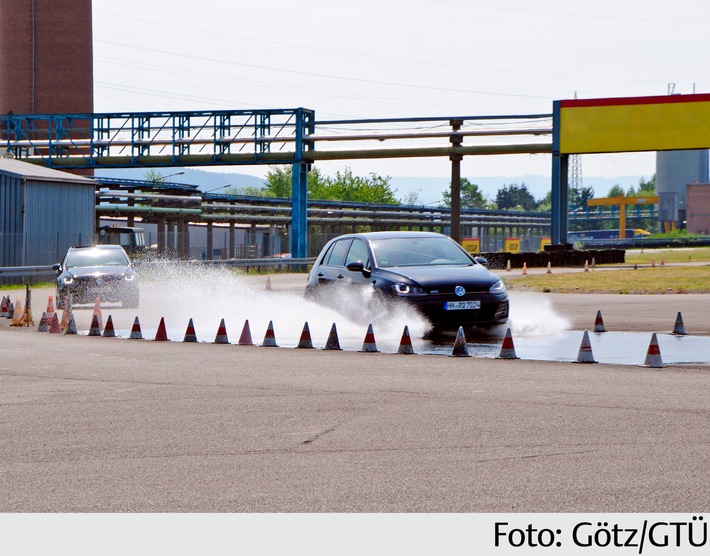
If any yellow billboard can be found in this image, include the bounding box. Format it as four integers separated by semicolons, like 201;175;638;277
461;238;480;254
559;93;710;154
504;238;521;253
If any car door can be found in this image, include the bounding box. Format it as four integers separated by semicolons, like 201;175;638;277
343;238;372;285
314;238;352;285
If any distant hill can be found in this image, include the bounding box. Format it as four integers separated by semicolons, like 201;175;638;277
95;167;647;205
95;167;265;192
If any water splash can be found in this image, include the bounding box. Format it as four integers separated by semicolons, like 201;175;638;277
508;292;570;336
135;263;430;351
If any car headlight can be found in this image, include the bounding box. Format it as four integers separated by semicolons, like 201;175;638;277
392;283;427;297
123;271;136;282
61;276;74;285
489;279;506;293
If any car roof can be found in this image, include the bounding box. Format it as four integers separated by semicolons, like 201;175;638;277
330;231;449;241
69;245;126;251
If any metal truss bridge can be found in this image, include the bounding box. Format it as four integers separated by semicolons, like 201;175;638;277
2;108;553;257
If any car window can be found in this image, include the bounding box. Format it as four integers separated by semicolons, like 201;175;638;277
345;239;370;268
65;249;129;268
323;239;352;267
371;237;473;267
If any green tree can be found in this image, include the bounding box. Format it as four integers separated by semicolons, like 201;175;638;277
637;175;656;195
608;184;625;197
495;182;537;211
569;185;595;210
259;165;397;204
400;189;424;206
143;169;166;183
442;178;488;209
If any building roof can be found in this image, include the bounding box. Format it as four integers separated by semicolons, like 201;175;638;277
0;156;95;184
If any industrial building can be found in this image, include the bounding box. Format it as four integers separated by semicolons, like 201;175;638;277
0;157;95;276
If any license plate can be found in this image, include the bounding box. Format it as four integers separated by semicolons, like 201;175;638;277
444;300;480;310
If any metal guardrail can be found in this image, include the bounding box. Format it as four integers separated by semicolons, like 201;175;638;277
0;258;316;280
138;257;316;270
0;265;55;278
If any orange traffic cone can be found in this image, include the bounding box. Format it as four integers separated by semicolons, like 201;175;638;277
64;313;78;335
0;295;8;317
92;297;103;331
265;276;272;291
593;310;606;333
546;261;552;274
324;323;342;350
48;313;61;334
129;316;143;339
183;318;198;342
506;259;511;272
450;326;470;357
497;327;518;359
262;320;278;347
103;315;116;337
397;325;415;354
297;322;314;349
660;255;665;266
584;260;589;272
154;317;169;341
45;295;55;323
521;262;528;276
651;257;656;269
641;333;663;368
214;318;229;344
575;330;597;363
10;296;22;326
60;295;71;332
671;311;686;335
238;319;253;346
360;324;379;353
5;302;13;320
88;313;102;336
37;311;49;332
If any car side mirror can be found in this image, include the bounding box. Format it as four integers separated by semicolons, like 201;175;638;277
52;263;61;272
474;256;488;267
346;260;371;277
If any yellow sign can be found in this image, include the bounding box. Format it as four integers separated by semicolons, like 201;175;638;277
559;93;710;154
461;238;480;254
539;237;551;251
504;238;520;253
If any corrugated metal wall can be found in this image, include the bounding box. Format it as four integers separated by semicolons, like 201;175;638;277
22;180;95;264
0;172;23;267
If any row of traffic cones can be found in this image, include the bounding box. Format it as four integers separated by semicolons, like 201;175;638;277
505;260;592;274
450;326;518;359
76;314;417;354
450;325;665;367
575;329;664;368
591;309;687;335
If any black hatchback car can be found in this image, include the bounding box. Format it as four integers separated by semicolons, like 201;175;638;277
53;245;140;309
305;231;508;333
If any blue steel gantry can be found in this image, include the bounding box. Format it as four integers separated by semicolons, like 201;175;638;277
2;108;554;256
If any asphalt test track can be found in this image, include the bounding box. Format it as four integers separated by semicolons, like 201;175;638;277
1;274;708;512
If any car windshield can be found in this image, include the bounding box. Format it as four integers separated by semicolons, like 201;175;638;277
371;237;473;267
65;249;129;268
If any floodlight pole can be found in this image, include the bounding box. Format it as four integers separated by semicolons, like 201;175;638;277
449;119;463;243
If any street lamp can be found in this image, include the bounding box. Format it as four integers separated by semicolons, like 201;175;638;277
204;184;232;194
161;171;185;181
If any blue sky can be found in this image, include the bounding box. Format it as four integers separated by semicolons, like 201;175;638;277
92;0;709;193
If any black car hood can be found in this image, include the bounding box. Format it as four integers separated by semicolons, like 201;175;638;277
65;266;131;278
379;264;498;289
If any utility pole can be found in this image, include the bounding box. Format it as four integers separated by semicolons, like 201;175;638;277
449;119;463;243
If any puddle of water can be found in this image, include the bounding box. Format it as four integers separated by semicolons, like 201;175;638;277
424;331;710;365
70;265;710;366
